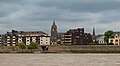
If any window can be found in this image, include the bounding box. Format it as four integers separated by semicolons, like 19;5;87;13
110;40;113;42
76;36;79;38
19;40;22;42
115;39;118;42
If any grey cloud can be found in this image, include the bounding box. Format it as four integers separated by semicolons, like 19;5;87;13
96;10;120;23
0;0;120;35
0;0;24;4
37;0;120;12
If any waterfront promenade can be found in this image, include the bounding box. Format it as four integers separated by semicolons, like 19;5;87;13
0;54;120;66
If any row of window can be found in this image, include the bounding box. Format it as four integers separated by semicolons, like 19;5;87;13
110;39;119;42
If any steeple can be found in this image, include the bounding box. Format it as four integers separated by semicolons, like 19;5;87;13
53;19;55;25
51;20;58;43
93;27;95;35
52;19;57;28
92;27;96;42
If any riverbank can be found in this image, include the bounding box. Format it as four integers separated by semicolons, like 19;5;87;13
0;54;120;66
1;45;120;53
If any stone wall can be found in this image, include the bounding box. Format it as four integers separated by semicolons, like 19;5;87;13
0;45;120;53
48;45;120;53
0;46;19;52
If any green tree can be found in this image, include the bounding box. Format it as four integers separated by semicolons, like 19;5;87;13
17;42;26;51
28;42;38;51
104;30;113;44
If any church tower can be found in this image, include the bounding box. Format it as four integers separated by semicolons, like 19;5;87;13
51;20;58;43
93;27;95;35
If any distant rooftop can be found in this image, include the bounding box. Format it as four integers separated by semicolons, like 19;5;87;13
19;31;48;35
109;32;120;38
6;30;48;36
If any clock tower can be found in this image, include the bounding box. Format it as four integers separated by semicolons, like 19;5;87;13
51;20;58;43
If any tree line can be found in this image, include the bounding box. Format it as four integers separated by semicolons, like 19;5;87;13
17;42;38;51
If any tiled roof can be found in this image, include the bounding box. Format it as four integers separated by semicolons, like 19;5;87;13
110;32;120;38
19;31;48;35
6;30;48;36
111;32;120;36
97;34;104;37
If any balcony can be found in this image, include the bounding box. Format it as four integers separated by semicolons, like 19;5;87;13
64;38;72;39
64;35;72;36
64;41;72;42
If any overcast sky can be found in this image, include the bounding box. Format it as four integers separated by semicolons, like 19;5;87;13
0;0;120;35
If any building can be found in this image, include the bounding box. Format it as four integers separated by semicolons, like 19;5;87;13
96;34;106;44
51;21;58;44
63;28;92;45
0;34;5;46
109;32;120;45
57;33;65;44
17;31;50;46
0;30;50;46
84;33;92;44
4;30;18;46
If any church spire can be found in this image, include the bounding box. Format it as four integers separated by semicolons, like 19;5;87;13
53;19;55;25
93;27;95;35
92;27;96;42
51;20;58;43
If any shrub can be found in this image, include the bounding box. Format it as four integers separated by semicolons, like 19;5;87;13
28;42;38;51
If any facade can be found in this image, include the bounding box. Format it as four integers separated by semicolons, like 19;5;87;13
84;33;92;44
57;33;65;44
109;32;120;45
0;34;5;46
0;30;50;46
96;34;106;44
18;31;50;46
63;28;92;45
51;21;58;43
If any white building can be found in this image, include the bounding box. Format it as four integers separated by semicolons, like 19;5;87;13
17;31;50;46
96;35;106;44
1;30;50;46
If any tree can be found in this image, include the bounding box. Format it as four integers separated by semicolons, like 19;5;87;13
104;30;113;44
17;42;26;51
28;42;38;51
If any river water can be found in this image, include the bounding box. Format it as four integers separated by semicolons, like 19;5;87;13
0;54;120;66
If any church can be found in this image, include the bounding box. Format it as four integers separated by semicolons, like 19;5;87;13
50;20;58;44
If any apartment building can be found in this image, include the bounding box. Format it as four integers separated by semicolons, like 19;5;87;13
63;28;92;45
0;30;50;46
0;35;5;46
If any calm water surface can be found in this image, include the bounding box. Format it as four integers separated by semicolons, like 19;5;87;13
0;54;120;66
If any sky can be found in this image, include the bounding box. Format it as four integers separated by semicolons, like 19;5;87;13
0;0;120;35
